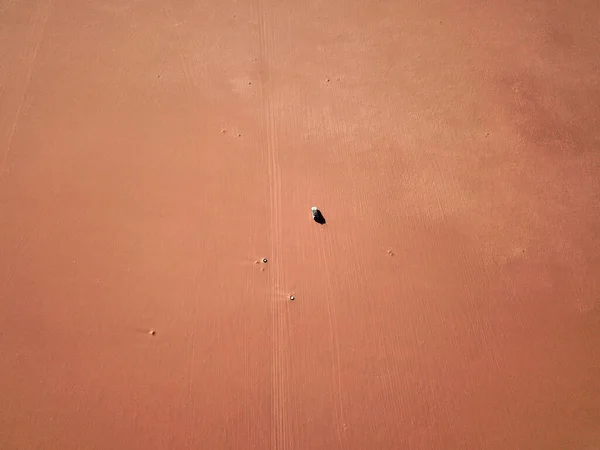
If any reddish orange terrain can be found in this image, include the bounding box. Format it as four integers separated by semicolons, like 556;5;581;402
1;0;599;449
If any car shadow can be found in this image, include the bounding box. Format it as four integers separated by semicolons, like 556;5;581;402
313;211;326;225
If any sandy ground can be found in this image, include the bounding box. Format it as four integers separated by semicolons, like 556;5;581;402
1;0;600;448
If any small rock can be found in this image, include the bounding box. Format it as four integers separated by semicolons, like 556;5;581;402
289;295;295;301
149;330;156;336
262;258;268;263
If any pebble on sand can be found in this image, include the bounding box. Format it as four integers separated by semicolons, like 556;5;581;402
262;258;268;263
148;330;156;336
289;295;295;301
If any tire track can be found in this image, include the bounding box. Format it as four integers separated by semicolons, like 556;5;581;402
1;0;54;174
310;96;352;448
157;4;212;445
161;0;196;96
183;264;200;448
253;1;289;448
0;197;52;301
0;230;34;301
316;229;349;449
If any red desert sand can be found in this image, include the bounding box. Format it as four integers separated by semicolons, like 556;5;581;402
1;0;599;449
